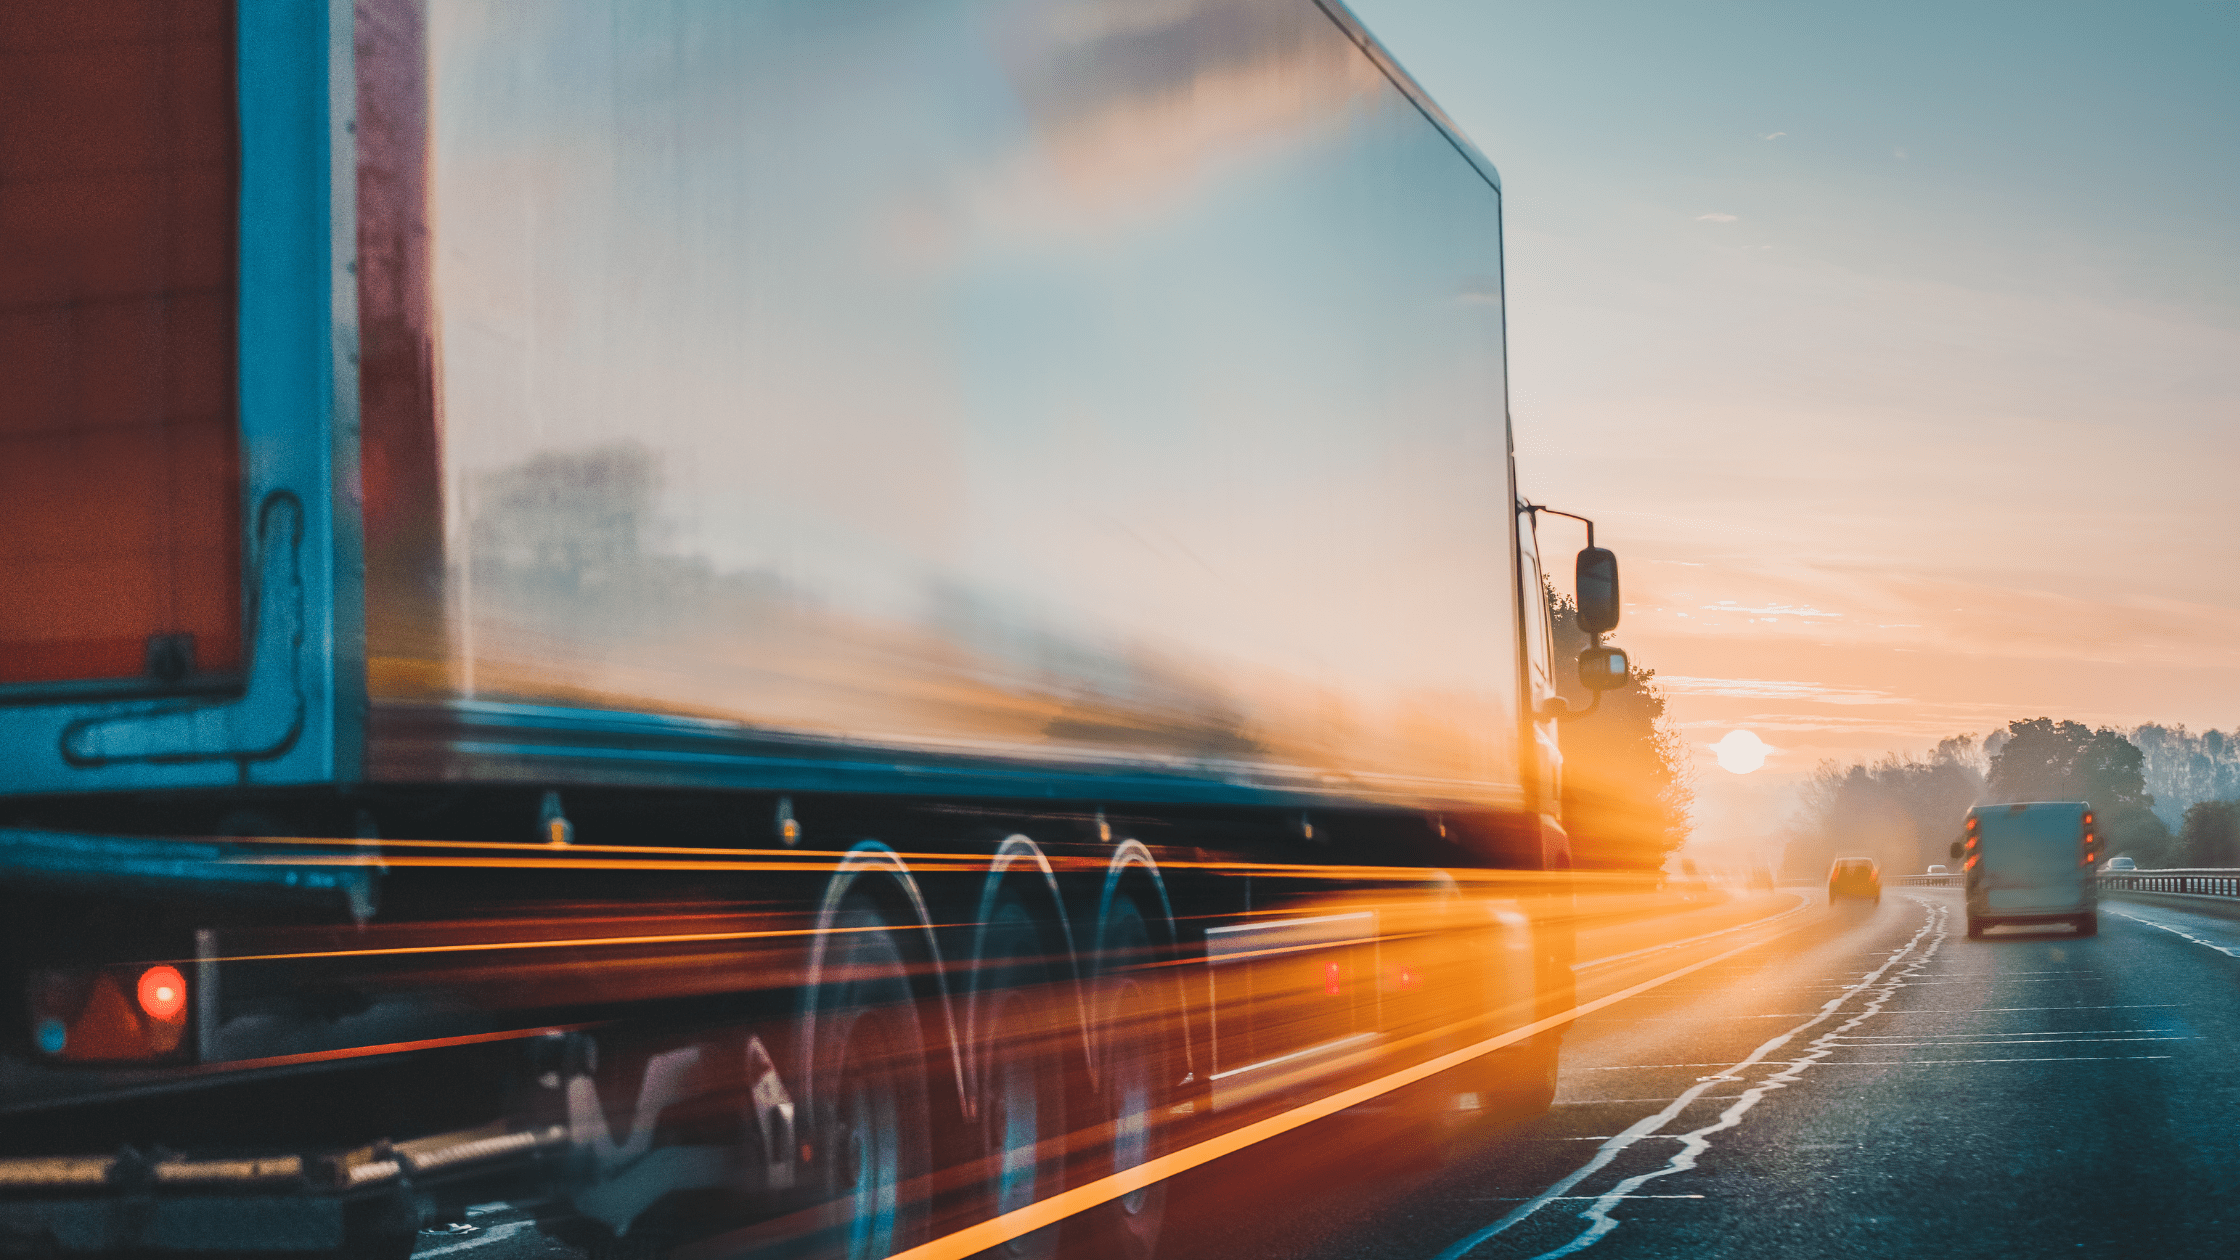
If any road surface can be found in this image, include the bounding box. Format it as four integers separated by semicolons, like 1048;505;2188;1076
407;886;2240;1259
1161;886;2240;1260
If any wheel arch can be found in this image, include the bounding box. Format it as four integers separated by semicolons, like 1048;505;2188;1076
1094;839;1193;1083
798;842;968;1127
964;833;1093;1105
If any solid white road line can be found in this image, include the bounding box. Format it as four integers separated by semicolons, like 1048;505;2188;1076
2104;907;2240;959
1821;1055;2176;1065
1432;898;1948;1260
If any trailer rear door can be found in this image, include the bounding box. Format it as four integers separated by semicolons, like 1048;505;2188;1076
1;4;243;691
0;3;353;796
1976;804;2090;913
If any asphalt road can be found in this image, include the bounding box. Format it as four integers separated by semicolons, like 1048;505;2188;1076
409;887;2240;1260
1160;887;2240;1260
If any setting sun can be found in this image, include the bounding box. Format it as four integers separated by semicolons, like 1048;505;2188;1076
1712;729;1772;774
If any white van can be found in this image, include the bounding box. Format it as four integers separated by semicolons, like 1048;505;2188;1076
1954;802;2102;939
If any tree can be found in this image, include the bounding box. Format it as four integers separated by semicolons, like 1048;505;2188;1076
1984;718;2171;866
2178;800;2240;868
1547;586;1692;871
1786;738;1987;878
2126;724;2240;831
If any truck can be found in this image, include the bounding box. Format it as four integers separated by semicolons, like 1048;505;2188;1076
1956;803;2103;939
0;2;1631;1256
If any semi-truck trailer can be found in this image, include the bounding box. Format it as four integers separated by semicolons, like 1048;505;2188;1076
0;2;1631;1256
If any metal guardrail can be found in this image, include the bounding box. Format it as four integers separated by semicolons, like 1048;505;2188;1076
1890;870;2240;900
2099;869;2240;900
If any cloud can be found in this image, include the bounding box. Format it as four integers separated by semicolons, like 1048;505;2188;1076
1759;131;1786;141
1695;212;1738;222
1701;600;1840;618
1893;147;1908;159
1656;676;1903;705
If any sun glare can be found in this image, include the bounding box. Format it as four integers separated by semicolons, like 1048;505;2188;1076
1711;729;1771;774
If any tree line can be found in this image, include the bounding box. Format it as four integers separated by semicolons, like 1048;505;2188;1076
1786;718;2240;876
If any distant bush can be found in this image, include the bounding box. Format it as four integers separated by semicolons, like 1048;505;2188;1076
2178;800;2240;868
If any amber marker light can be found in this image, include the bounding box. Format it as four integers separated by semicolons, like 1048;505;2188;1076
137;965;188;1023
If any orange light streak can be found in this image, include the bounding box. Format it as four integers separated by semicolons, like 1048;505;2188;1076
872;901;1815;1260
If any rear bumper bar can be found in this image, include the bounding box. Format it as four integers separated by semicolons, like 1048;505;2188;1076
0;1124;566;1253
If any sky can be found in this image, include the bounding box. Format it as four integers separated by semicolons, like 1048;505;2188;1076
1348;0;2240;853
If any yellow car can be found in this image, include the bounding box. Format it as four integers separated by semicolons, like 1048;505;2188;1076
1828;857;1882;905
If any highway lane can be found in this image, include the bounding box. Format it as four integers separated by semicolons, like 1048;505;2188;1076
1166;887;2240;1260
407;887;2240;1259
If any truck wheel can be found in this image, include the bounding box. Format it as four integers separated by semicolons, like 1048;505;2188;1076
1965;916;1984;939
973;898;1068;1260
1089;899;1171;1260
2074;913;2098;938
810;899;932;1260
1495;1033;1560;1119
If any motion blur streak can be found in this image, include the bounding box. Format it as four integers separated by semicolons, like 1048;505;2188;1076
826;892;1816;1260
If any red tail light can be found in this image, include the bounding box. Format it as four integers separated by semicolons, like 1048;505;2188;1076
137;965;188;1022
1324;961;1342;995
28;965;191;1062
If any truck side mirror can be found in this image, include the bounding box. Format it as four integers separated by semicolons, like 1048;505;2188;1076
1577;547;1620;635
1578;645;1630;691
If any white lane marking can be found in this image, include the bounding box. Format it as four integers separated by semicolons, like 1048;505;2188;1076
1872;1004;2184;1013
1906;970;2084;976
1819;1055;2175;1065
1572;899;1812;972
1591;1062;1805;1071
1885;978;2068;985
1468;1196;1706;1202
2104;907;2240;959
1533;901;1954;1260
1837;1029;2177;1037
881;887;1818;1260
1552;1096;1744;1106
1434;900;1946;1260
413;1221;531;1258
1825;1037;2190;1046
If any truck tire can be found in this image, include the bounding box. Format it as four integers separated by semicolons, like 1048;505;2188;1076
809;898;933;1260
1088;899;1172;1260
973;897;1069;1260
1498;1033;1560;1119
1965;916;1985;939
2074;913;2098;938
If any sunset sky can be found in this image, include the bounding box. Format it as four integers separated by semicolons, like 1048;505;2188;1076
1351;0;2240;849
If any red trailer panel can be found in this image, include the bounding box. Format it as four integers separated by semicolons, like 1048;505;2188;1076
0;1;241;686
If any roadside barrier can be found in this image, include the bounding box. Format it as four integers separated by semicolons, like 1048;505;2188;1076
2098;869;2240;900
